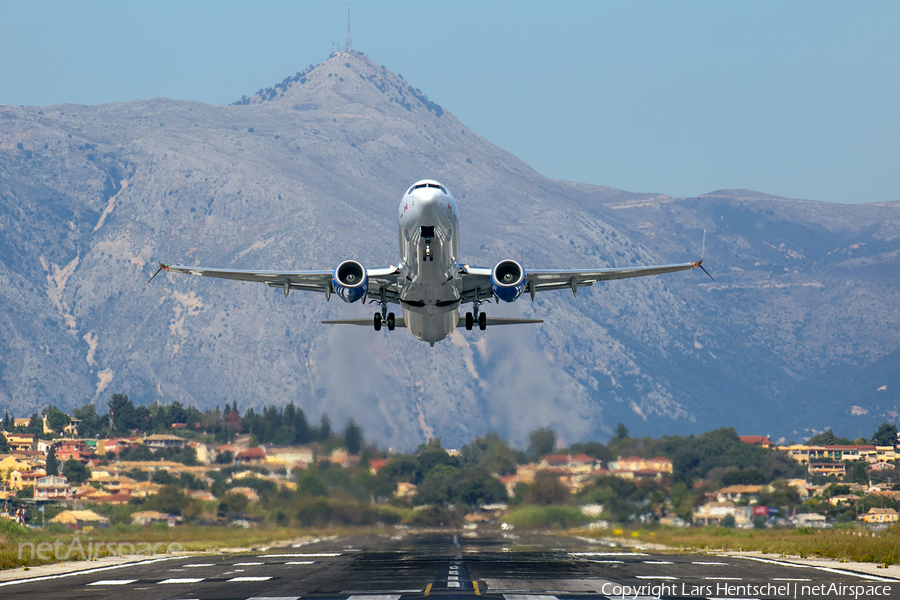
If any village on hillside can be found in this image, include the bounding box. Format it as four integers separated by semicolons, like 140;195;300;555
2;398;900;531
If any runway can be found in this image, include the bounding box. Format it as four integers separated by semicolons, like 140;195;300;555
1;531;897;600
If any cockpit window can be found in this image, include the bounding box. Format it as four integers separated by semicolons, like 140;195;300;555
413;183;446;193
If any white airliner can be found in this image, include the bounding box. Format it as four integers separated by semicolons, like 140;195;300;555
153;180;711;346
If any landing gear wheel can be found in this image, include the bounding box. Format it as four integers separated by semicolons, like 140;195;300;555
387;312;396;331
478;312;487;331
465;312;474;331
373;313;382;331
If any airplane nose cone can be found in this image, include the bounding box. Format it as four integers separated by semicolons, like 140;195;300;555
417;189;442;205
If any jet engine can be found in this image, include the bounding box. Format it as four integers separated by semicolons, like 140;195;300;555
332;260;368;303
491;259;526;302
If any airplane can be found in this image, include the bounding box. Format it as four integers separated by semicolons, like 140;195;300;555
151;179;712;346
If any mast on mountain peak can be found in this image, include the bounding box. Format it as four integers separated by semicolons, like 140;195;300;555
346;5;352;52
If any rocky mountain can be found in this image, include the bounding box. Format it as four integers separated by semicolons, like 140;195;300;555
1;51;898;449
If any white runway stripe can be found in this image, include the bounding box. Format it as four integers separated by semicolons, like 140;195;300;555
346;595;403;600
233;562;264;566
87;580;136;585
503;595;558;600
247;597;299;600
260;553;341;557
285;561;316;565
644;560;674;564
159;578;205;584
569;552;648;556
693;561;729;565
228;576;273;582
636;575;678;580
182;563;215;568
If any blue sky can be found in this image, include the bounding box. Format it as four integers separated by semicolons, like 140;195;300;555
2;1;897;204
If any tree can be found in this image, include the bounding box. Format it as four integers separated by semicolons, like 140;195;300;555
26;412;42;434
344;419;364;455
872;423;899;447
45;446;58;476
45;409;71;435
62;459;90;484
73;404;103;437
808;429;853;446
528;427;556;459
851;461;869;485
147;485;190;516
0;432;9;453
318;413;332;441
614;423;629;441
526;471;572;505
109;394;136;432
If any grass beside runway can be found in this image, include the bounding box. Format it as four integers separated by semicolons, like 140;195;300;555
0;520;370;571
578;523;900;565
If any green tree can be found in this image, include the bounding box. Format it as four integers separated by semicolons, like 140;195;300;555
45;409;71;434
851;461;869;485
526;471;571;505
109;393;136;432
45;446;58;475
528;427;557;459
0;432;9;453
62;459;90;484
73;404;103;437
147;485;190;515
614;423;629;441
872;423;898;447
343;419;364;455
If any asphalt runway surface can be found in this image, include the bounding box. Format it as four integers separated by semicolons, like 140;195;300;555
1;531;898;600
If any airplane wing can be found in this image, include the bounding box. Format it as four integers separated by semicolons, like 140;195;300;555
459;260;711;302
154;263;403;302
321;317;543;327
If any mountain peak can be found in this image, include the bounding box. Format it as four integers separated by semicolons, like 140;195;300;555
232;51;444;119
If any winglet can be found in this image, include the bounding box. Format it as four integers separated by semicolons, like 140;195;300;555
692;231;714;281
147;263;169;285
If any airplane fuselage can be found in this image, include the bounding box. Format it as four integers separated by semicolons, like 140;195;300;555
396;180;461;344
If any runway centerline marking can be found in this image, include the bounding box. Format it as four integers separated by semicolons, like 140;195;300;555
228;576;273;582
635;575;678;580
644;560;674;564
284;561;316;565
233;562;264;566
182;563;215;568
87;580;136;586
159;578;205;584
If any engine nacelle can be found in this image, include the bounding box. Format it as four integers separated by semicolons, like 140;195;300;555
332;260;368;303
491;259;526;303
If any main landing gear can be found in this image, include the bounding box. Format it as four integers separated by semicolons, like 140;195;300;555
464;301;487;331
373;311;395;331
373;288;395;331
